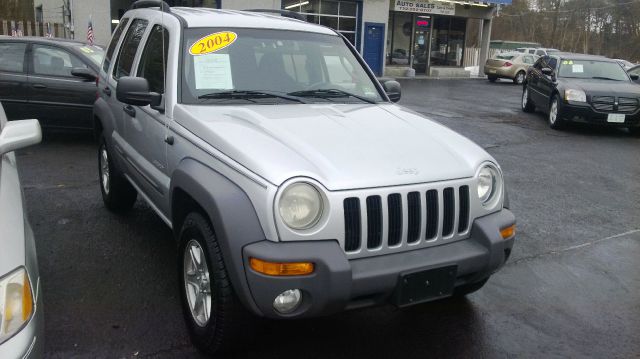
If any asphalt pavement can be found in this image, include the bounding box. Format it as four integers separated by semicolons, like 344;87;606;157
17;78;640;358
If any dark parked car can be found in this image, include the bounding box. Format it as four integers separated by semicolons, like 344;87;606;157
0;36;104;130
521;53;640;135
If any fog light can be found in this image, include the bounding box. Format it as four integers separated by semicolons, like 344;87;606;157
273;289;302;314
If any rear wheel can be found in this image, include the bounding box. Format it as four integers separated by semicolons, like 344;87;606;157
521;87;535;112
513;71;525;84
548;94;566;130
178;211;254;355
488;75;498;82
98;136;137;212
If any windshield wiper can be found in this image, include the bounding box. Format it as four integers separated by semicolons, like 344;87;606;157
591;76;622;81
198;90;307;103
287;89;376;104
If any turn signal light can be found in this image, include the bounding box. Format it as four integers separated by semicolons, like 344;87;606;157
250;258;314;276
500;224;516;239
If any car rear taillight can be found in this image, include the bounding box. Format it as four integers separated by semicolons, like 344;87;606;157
503;62;513;67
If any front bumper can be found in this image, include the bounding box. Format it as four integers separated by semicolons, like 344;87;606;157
242;209;515;319
560;101;640;127
0;277;44;359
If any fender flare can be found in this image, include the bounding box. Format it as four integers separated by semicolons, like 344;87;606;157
170;158;266;315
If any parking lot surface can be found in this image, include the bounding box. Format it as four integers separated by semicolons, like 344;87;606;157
18;79;640;358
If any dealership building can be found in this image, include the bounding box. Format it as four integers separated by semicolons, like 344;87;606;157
34;0;510;77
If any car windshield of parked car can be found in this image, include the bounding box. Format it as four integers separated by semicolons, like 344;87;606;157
181;28;383;104
558;60;630;81
73;44;105;67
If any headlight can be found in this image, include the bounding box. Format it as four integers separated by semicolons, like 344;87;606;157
477;164;501;205
565;89;586;102
278;182;324;230
0;267;34;344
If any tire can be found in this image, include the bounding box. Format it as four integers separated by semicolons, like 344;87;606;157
178;211;254;355
628;127;640;136
521;86;535;113
513;71;525;84
488;75;497;82
548;94;566;130
453;278;489;297
98;136;137;212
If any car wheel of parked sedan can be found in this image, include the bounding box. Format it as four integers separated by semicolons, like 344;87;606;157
548;94;566;130
521;87;535;113
488;75;497;82
98;137;137;211
513;71;525;85
178;211;254;355
453;278;489;297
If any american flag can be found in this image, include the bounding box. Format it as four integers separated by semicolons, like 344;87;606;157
87;18;94;45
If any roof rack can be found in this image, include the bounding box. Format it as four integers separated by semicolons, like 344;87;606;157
130;0;171;13
244;9;305;21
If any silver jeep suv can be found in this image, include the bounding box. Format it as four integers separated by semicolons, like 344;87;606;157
94;1;516;354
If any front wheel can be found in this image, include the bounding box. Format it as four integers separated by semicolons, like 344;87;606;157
521;87;535;113
513;71;525;84
178;212;254;355
98;137;137;212
548;94;566;130
488;75;497;82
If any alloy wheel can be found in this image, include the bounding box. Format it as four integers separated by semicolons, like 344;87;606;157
516;72;525;84
100;145;110;195
522;88;528;109
549;99;558;124
183;239;212;327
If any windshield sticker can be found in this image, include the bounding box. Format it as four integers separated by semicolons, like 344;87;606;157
194;53;233;90
572;64;584;73
189;31;237;55
562;60;574;65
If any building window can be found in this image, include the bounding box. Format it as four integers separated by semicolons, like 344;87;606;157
386;11;412;66
282;0;358;46
35;5;43;23
430;17;466;67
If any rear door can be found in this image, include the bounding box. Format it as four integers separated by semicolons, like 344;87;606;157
528;56;546;105
27;44;96;129
0;41;28;120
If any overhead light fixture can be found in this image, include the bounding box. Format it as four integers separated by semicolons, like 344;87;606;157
111;19;119;24
285;1;309;10
434;0;490;6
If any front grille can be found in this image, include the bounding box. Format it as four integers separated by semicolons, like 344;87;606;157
591;96;639;114
343;184;471;254
618;97;638;113
591;96;614;112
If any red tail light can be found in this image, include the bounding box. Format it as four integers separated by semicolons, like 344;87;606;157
503;62;513;67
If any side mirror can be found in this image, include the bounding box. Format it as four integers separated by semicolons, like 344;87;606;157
71;67;96;81
116;76;162;107
541;67;554;76
630;74;639;81
0;119;42;156
381;79;402;103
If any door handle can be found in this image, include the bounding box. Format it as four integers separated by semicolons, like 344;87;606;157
123;105;136;117
32;83;47;89
102;87;111;96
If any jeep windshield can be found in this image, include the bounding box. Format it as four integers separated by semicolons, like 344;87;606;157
181;28;384;104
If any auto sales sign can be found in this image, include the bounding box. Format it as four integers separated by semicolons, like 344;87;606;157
394;0;456;16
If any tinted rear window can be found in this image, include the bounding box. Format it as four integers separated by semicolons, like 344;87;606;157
0;42;26;73
113;18;148;80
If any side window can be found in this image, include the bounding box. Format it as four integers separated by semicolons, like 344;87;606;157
102;17;129;73
547;57;558;70
524;55;534;64
535;49;545;56
630;67;640;76
112;18;148;81
528;49;536;54
0;42;27;73
137;25;169;94
32;45;86;77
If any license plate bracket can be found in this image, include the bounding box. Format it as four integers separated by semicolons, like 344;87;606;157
393;265;457;307
607;113;625;123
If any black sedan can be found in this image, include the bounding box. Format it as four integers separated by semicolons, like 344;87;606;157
0;36;104;130
521;53;640;135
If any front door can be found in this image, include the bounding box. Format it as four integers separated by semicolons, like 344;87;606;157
363;22;384;76
27;44;96;129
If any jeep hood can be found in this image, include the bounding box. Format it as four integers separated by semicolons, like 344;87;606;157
174;103;493;190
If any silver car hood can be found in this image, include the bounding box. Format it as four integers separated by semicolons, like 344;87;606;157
0;153;26;275
174;103;493;190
